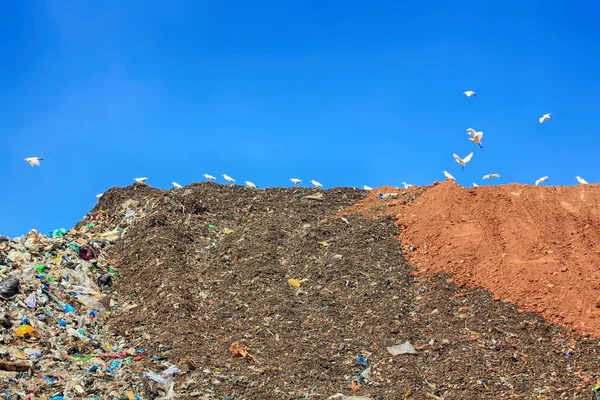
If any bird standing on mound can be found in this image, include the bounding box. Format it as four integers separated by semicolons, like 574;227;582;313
245;181;257;189
171;182;182;189
363;185;373;191
535;176;548;186
222;174;235;184
401;182;414;189
443;171;455;181
453;152;474;171
482;174;500;180
204;174;216;181
290;178;301;186
576;176;589;185
25;157;43;167
463;90;477;97
134;177;148;184
472;183;479;187
310;180;323;188
539;113;552;123
466;128;484;149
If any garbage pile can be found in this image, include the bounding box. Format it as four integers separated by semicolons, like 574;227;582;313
0;189;182;399
3;182;600;399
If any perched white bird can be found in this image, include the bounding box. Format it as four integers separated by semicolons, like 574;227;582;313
539;113;552;123
25;157;43;167
204;174;216;181
453;152;474;171
463;90;477;97
310;180;323;188
535;176;548;186
96;193;103;199
134;177;148;184
222;174;235;184
290;178;301;186
466;129;484;148
245;181;257;188
443;171;455;181
401;182;414;189
472;183;479;187
171;182;182;189
482;174;500;180
363;185;373;191
576;176;589;185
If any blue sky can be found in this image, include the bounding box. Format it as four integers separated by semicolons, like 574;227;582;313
1;1;598;237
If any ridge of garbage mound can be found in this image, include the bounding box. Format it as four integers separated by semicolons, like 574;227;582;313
3;182;600;399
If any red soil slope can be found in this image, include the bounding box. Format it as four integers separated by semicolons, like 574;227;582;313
345;181;600;336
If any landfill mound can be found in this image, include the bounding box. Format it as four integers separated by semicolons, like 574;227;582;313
3;183;600;399
100;184;600;397
345;181;600;339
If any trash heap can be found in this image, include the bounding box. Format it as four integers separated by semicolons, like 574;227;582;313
3;182;600;399
0;187;182;400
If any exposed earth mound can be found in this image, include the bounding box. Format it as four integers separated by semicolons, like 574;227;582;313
79;183;600;398
345;181;600;337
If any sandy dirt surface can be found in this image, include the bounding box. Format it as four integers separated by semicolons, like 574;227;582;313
345;180;600;337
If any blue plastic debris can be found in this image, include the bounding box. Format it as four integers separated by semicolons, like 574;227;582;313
64;304;75;313
58;320;67;327
356;356;368;367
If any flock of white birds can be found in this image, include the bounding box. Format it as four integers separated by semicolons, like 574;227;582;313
22;93;591;196
440;91;590;188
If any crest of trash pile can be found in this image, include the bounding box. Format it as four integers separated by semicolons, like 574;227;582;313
0;200;181;400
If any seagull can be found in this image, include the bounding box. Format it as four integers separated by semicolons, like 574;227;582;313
453;152;474;171
171;182;182;189
472;183;479;187
134;177;148;184
363;185;373;191
25;157;43;167
463;90;477;97
576;176;589;185
466;129;484;148
535;176;548;186
204;174;216;181
401;182;414;189
443;171;455;181
222;174;235;184
539;113;552;123
96;193;103;199
482;174;500;180
245;181;257;189
290;178;301;186
310;180;323;188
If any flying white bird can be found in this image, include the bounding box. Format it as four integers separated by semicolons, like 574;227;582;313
290;178;301;186
401;182;414;189
482;174;500;180
472;183;479;187
25;157;43;167
363;185;373;191
171;182;182;189
535;176;548;186
539;113;552;123
443;171;455;181
463;90;477;97
453;152;474;171
576;176;589;185
245;181;257;188
466;129;484;148
134;177;148;184
204;174;216;181
222;174;235;184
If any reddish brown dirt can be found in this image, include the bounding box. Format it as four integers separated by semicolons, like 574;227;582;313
344;180;600;337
